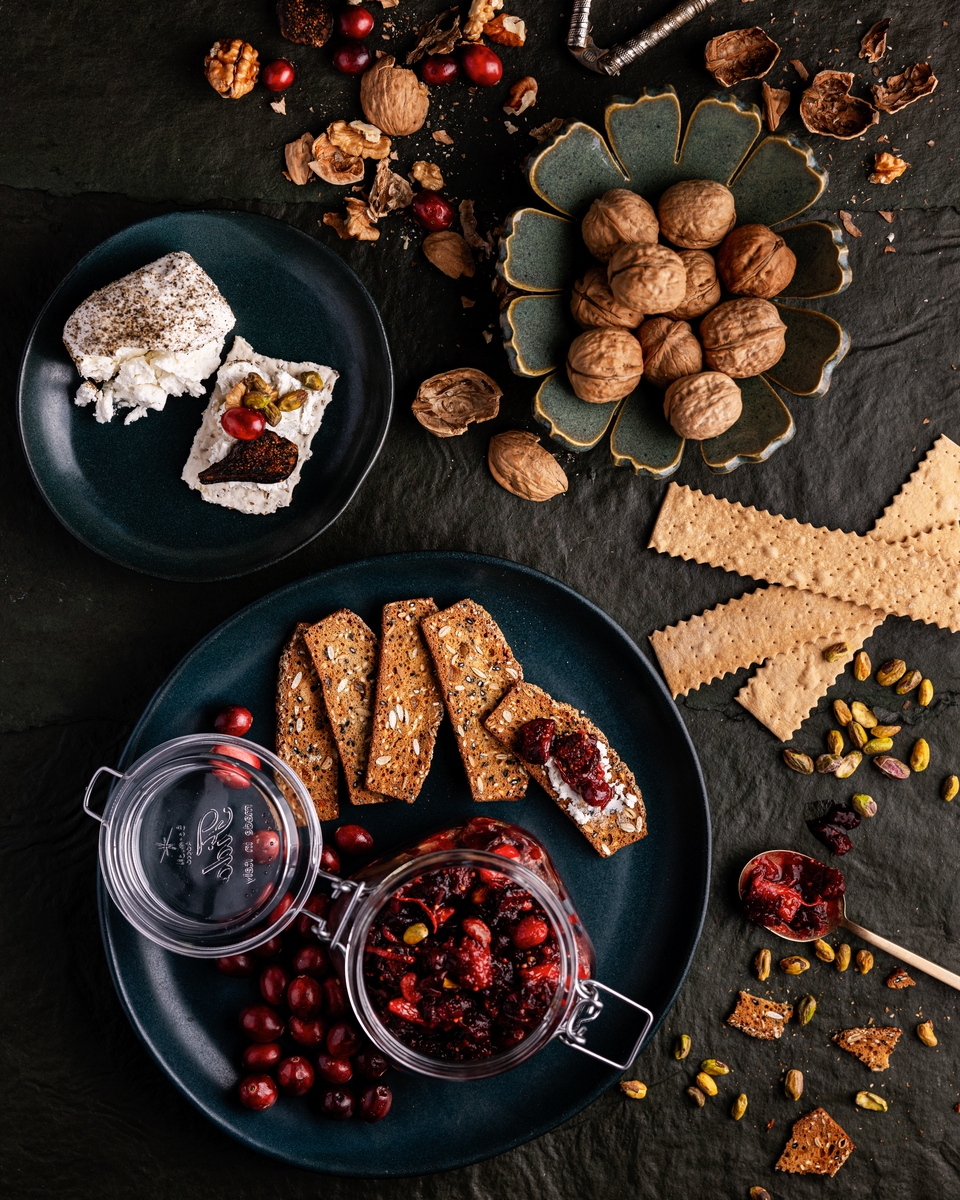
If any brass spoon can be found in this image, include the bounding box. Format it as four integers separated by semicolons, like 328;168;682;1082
739;850;960;991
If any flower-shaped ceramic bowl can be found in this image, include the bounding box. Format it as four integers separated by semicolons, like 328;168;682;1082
497;87;851;476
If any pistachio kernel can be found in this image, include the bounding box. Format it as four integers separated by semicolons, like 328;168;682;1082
836;943;851;972
300;370;324;390
403;922;430;945
814;939;835;963
686;1086;706;1107
782;749;814;774
849;721;869;751
755;948;772;982
833;698;853;726
854;650;871;681
874;755;910;780
278;388;308;411
852;793;878;818
823;642;850;662
876;658;907;687
896;668;923;695
826;729;844;756
242;390;273;410
910;738;930;773
245;372;276;399
695;1072;719;1097
785;1069;804;1101
942;775;959;803
835;751;862;779
863;736;894;755
872;724;901;738
620;1079;647;1099
749;1189;771;1200
917;1020;938;1047
732;1093;748;1121
851;701;878;729
816;753;844;775
674;1033;691;1060
918;678;934;707
856;1090;889;1112
263;401;283;426
700;1059;731;1076
856;950;874;974
780;956;810;975
798;994;817;1025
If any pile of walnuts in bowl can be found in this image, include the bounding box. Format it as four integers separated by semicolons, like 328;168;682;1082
566;181;796;441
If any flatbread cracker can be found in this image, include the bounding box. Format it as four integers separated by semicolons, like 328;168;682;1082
276;623;340;822
776;1108;854;1177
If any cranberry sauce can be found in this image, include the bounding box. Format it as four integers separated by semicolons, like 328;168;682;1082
740;851;845;940
518;720;612;808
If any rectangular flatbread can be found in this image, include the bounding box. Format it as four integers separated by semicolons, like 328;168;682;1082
365;599;445;802
485;681;646;858
302;610;389;806
276;623;340;822
420;600;528;803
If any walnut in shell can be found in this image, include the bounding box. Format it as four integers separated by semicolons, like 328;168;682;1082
204;40;259;99
872;63;938;113
488;431;567;502
717;224;796;299
637;318;702;389
664;372;742;440
658;180;736;250
309;134;365;186
360;56;430;136
607;243;686;316
666;250;721;320
800;71;878;139
566;329;644;404
277;0;333;47
582;189;659;264
423;232;475;279
700;298;786;378
570;267;644;330
704;27;780;87
413;369;501;437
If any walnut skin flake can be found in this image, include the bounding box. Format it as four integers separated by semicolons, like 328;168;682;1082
310;133;365;185
411;161;444;190
872;63;938;113
323;198;379;241
530;117;565;143
504;76;537;116
761;83;790;131
704;27;780;88
878;210;895;223
869;152;910;184
800;71;879;140
432;129;454;145
413;368;501;437
789;59;809;82
859;18;891;64
838;211;862;238
405;7;461;63
367;159;413;218
459;199;494;256
284;132;315;185
423;232;475;279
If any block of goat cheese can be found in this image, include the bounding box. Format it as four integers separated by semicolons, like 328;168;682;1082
63;251;235;425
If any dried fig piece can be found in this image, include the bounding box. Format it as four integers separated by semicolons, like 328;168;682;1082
488;432;568;502
405;7;461;62
198;431;298;484
761;83;790;132
872;63;938;113
570;267;643;330
704;27;780;87
277;0;333;47
582;189;659;264
859;18;891;64
658;180;736;250
322;198;379;241
413;368;501;437
204;39;259;99
800;71;879;140
284;132;315;185
717;224;796;298
637;318;702;389
566;329;644;404
869;152;910;185
666;250;721;320
608;243;686;315
367;159;413;218
327;120;392;160
664;372;742;440
700;298;786;378
423;232;475;279
360;56;429;137
310;134;365;185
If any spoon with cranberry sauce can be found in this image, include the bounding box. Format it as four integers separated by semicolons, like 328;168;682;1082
739;849;960;990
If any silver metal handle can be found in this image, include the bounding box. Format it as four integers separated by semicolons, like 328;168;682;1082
302;871;366;953
559;978;654;1069
82;765;123;823
567;0;720;76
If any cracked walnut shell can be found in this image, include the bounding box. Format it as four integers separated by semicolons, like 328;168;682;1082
664;372;742;440
309;134;365;185
637;318;702;389
566;329;643;404
704;27;780;88
488;431;567;502
570;267;643;330
666;250;721;320
414;368;501;437
607;243;686;316
582;189;659;264
658;180;736;250
800;71;878;139
717;224;796;299
204;40;259;99
700;298;786;378
360;56;429;137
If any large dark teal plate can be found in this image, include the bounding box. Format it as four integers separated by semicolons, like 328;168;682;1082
18;211;392;581
100;552;710;1175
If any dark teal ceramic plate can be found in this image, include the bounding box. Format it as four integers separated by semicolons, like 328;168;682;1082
99;552;710;1175
18;211;392;581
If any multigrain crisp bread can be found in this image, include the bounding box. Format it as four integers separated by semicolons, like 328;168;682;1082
365;599;445;803
421;600;528;803
276;623;340;822
833;1026;902;1070
726;990;793;1040
648;483;960;631
776;1108;855;1177
484;681;646;858
302;610;389;806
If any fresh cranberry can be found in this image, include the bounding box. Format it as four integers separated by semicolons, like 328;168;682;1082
277;1055;315;1096
334;824;374;855
273;892;295;920
354;1050;388;1080
261;58;296;92
321;1087;355;1119
359;1084;392;1122
221;407;265;441
326;1020;360;1058
296;893;331;939
322;977;348;1018
519;718;556;765
335;5;374;38
238;1074;277;1111
292;943;331;977
213;704;253;737
288;974;322;1019
242;1042;281;1071
252;935;284;960
289;1016;326;1047
460;43;502;86
412;190;455;232
807;820;854;856
216;953;256;977
332;39;372;75
421;54;458;85
250;830;280;864
320;844;341;874
512;915;549;950
316;1053;353;1084
212;742;261;789
239;1004;285;1043
260;964;291;1007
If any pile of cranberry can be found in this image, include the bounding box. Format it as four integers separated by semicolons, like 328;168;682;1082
518;719;613;809
741;851;845;941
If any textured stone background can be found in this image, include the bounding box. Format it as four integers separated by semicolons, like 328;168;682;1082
2;0;959;1196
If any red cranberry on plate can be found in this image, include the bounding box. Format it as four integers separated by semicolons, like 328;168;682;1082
320;844;341;874
291;943;331;977
277;1055;315;1096
238;1074;278;1111
296;893;331;939
216;953;256;977
353;1049;388;1080
335;5;374;39
250;830;280;864
334;824;374;855
421;54;458;85
261;58;296;92
213;704;253;737
460;43;502;86
512;915;549;950
360;1084;392;1122
260;964;291;1007
212;742;261;789
221;407;265;441
412;190;454;232
332;39;372;75
251;934;284;960
289;1016;327;1047
321;1087;355;1119
322;977;347;1018
240;1004;285;1043
326;1020;360;1058
242;1042;282;1071
316;1053;353;1085
288;974;323;1019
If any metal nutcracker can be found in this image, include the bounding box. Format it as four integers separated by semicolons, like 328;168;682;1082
568;0;719;75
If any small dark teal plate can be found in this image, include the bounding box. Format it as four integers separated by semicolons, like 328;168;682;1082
18;211;392;581
99;552;710;1175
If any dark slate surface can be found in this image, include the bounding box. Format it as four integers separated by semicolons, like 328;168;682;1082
2;0;960;1196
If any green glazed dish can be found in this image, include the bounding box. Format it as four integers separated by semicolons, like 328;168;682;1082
497;88;852;477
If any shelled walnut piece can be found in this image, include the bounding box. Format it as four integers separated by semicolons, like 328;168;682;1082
566;329;643;404
310;134;364;186
667;250;721;320
582;189;659;264
700;298;786;378
664;372;742;440
488;432;567;501
869;152;910;185
323;198;379;241
637;318;702;389
413;368;501;437
570;268;643;330
360;57;429;136
608;243;686;314
327;120;391;160
204;39;259;99
464;0;503;40
484;13;525;46
423;232;475;279
717;224;796;299
658;180;736;250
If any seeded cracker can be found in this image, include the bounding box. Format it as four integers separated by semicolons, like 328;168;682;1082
776;1107;855;1177
276;623;340;821
365;599;445;802
484;681;646;858
833;1026;902;1070
420;600;528;802
302;610;389;806
726;990;793;1040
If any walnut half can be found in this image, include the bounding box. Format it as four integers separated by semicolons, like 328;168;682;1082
413;368;502;437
